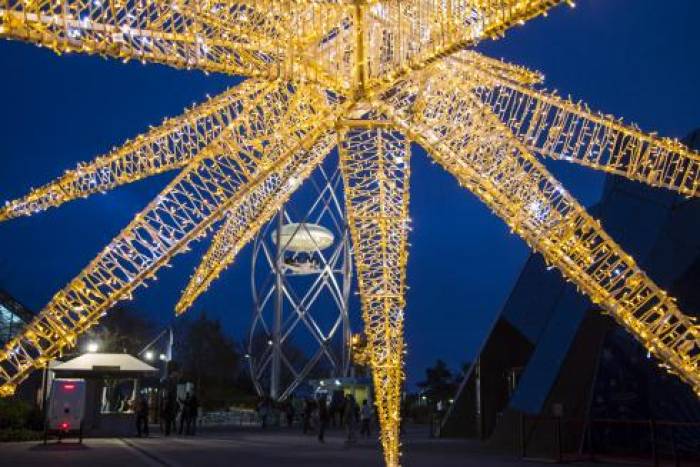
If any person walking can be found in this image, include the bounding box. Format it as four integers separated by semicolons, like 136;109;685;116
343;394;358;444
257;397;271;429
161;391;177;436
285;401;295;428
178;392;192;435
337;393;346;428
136;394;149;437
186;393;199;435
329;390;343;428
302;398;313;434
159;393;169;435
317;396;328;443
359;399;372;438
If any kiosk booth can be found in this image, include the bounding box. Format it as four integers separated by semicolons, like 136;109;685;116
49;353;157;437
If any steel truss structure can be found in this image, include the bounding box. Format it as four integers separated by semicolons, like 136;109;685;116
248;162;352;401
1;1;700;465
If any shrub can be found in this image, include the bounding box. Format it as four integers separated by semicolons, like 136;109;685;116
0;428;43;442
0;399;33;429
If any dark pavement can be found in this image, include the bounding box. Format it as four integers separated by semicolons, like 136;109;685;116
0;426;624;467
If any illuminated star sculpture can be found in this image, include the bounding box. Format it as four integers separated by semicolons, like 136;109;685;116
1;1;700;465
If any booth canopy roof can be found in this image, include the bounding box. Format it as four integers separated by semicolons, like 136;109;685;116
53;353;157;375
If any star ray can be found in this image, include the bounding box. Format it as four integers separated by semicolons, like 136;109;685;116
338;120;410;467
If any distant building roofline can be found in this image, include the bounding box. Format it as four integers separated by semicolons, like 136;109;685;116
0;288;34;322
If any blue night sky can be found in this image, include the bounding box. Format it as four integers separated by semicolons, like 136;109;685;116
1;1;699;388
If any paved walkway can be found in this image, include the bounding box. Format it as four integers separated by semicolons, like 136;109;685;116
0;427;622;467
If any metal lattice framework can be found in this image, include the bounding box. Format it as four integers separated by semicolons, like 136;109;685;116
1;1;700;465
248;162;353;401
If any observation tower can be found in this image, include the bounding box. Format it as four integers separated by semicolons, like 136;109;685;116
248;162;352;401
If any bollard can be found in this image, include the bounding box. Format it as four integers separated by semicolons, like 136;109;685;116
555;417;562;463
649;419;659;467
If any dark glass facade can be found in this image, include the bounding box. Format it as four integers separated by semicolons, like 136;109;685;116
0;289;32;345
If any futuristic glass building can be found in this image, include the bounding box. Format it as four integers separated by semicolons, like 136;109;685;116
0;290;32;345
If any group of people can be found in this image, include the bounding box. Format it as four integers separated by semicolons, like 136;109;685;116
301;393;374;443
254;391;376;443
165;391;199;436
256;397;274;429
135;390;200;437
256;397;302;429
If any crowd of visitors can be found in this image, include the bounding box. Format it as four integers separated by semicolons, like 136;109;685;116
134;389;199;437
134;388;376;444
274;392;375;444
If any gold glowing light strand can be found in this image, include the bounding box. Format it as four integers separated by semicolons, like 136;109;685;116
0;0;565;93
0;0;285;77
461;56;700;198
361;0;566;91
0;80;339;396
0;80;272;222
338;121;410;467
0;0;355;84
379;62;700;394
175;129;338;315
455;50;544;85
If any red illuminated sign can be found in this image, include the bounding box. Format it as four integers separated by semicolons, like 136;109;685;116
62;384;75;391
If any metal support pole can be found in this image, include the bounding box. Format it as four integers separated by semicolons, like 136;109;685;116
167;327;174;362
132;378;140;406
352;0;367;99
40;363;49;411
41;363;49;445
271;208;284;400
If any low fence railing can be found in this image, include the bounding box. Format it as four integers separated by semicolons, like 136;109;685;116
520;415;700;466
197;409;260;428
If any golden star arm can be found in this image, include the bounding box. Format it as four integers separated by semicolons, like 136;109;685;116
0;0;292;78
0;79;336;396
361;0;567;91
180;1;355;90
289;3;357;91
177;1;285;49
0;80;276;223
186;1;349;60
338;120;410;467
462;55;700;197
475;0;570;37
456;51;543;85
379;64;700;396
175;128;338;316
